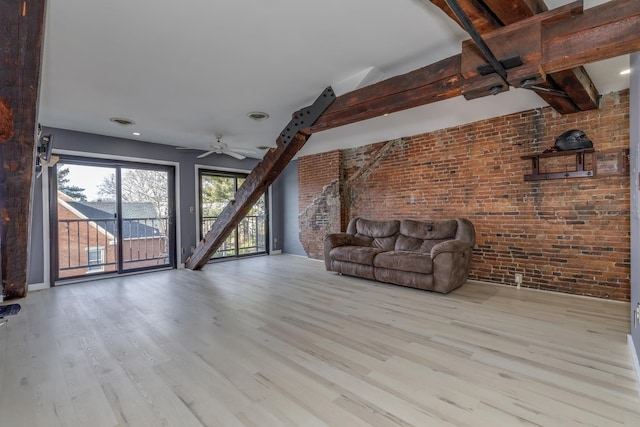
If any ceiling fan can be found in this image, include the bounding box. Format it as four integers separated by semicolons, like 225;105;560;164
180;135;262;160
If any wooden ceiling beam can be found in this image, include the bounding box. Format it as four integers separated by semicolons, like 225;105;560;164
432;0;598;114
430;0;501;32
542;0;640;74
482;0;547;25
310;55;462;133
307;0;639;134
545;66;598;111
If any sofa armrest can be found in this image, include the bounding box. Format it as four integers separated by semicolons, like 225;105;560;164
430;239;471;259
323;233;358;270
430;240;474;293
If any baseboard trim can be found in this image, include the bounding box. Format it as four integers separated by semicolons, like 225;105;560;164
465;279;629;305
628;335;640;396
28;282;50;292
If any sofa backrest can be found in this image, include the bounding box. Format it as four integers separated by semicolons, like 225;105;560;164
346;217;475;252
396;219;458;253
346;217;400;250
454;218;476;247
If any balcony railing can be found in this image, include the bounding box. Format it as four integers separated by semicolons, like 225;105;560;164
201;214;266;258
58;217;169;277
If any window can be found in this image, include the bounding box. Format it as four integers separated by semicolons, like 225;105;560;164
199;171;268;259
87;247;105;273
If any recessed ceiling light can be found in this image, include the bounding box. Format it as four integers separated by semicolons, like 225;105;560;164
620;69;631;75
383;113;390;117
132;132;141;136
247;111;269;121
257;145;272;150
109;117;135;126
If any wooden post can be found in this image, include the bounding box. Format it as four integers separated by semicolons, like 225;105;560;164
0;0;47;299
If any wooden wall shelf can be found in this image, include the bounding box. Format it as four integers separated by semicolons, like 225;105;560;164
521;148;628;181
521;149;594;181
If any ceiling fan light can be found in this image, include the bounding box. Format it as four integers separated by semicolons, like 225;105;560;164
247;111;269;121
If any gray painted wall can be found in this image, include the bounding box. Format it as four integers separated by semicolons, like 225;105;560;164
275;160;305;256
28;176;44;284
630;52;640;358
29;127;279;284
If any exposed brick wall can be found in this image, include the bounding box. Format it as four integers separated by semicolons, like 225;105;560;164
298;150;342;211
298;150;344;258
299;90;631;300
298;180;342;259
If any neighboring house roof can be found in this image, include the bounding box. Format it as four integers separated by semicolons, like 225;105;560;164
66;201;163;239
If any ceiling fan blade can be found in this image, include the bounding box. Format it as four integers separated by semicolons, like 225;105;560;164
240;151;265;160
227;148;263;159
231;148;259;154
197;150;216;158
223;150;246;160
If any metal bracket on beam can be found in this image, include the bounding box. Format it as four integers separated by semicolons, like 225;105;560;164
521;78;569;98
444;0;510;87
477;56;523;76
279;86;335;144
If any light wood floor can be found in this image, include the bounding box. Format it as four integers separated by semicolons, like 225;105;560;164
1;255;639;426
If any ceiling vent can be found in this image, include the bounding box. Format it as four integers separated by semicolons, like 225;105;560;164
247;111;269;121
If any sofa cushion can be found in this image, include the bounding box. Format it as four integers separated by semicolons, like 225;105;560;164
330;260;376;280
330;246;385;265
353;218;400;237
395;235;424;252
373;250;433;274
400;219;457;240
375;268;433;291
352;218;400;250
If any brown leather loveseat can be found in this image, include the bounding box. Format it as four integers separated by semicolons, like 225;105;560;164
324;217;475;294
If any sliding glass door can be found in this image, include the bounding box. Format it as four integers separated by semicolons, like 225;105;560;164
52;157;175;281
119;167;172;272
199;171;267;259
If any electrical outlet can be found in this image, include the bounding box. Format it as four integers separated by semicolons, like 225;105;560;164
515;273;523;289
636;303;640;327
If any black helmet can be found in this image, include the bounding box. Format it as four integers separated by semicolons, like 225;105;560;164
554;129;593;151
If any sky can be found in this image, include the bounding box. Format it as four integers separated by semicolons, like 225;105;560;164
60;163;114;201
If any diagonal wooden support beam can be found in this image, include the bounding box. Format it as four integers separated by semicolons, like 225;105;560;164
0;0;47;299
186;87;336;270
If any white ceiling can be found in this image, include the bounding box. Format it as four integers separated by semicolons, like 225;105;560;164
38;0;630;158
